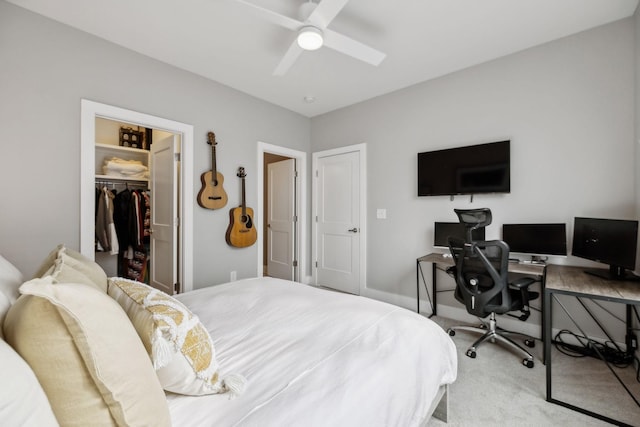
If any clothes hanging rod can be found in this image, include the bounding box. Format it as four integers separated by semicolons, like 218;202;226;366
95;180;148;188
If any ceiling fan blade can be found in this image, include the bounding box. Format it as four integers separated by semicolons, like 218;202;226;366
233;0;302;31
308;0;349;27
323;30;386;66
273;40;304;76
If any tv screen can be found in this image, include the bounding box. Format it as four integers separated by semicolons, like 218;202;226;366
434;222;485;248
571;217;639;280
417;140;510;196
502;223;567;257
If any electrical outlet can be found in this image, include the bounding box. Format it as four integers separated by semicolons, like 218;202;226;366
230;271;237;281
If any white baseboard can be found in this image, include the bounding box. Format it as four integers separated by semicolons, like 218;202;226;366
361;286;419;311
360;286;632;349
361;286;540;340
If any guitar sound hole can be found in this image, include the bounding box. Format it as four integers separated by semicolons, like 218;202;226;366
241;215;253;228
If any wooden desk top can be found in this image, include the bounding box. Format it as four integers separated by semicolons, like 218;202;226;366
545;264;640;304
418;252;546;276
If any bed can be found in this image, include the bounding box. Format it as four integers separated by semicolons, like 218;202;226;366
0;246;457;427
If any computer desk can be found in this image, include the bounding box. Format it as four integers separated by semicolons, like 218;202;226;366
417;253;640;423
544;264;640;425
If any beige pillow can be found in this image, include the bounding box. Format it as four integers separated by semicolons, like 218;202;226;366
108;277;246;397
33;245;107;292
3;277;171;427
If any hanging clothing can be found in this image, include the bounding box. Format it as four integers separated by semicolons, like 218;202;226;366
96;185;151;282
95;187;118;254
114;189;134;249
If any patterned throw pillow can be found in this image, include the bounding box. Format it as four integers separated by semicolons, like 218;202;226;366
107;277;246;397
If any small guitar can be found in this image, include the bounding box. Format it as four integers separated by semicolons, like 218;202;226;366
197;131;228;209
226;167;258;248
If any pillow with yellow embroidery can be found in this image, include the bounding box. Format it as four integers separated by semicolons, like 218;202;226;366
107;277;246;397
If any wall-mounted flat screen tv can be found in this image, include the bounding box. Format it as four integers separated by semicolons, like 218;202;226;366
417;140;510;196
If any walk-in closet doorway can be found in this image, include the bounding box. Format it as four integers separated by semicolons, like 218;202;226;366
80;100;194;294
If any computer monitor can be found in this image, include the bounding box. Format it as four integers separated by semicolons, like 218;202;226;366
434;222;485;248
502;223;567;260
571;217;639;281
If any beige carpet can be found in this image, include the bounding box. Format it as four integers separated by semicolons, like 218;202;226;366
426;316;639;426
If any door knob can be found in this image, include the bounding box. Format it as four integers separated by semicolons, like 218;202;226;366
348;228;359;233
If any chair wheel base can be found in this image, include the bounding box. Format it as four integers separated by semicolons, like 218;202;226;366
524;339;535;348
466;349;476;358
447;329;455;336
523;359;534;368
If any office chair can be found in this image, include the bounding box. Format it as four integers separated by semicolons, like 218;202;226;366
446;208;538;368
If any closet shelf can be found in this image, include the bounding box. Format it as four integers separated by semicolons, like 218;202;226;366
95;143;149;154
96;174;149;183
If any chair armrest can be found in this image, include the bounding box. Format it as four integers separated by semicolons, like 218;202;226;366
510;277;537;289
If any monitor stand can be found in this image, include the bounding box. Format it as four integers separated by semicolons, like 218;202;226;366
583;265;640;282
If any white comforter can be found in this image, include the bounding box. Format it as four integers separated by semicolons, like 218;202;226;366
169;277;457;427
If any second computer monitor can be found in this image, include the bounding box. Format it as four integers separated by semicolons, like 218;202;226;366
502;223;567;257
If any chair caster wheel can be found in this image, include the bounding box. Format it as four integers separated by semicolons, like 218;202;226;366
466;350;476;359
524;339;535;348
523;359;534;368
447;329;455;336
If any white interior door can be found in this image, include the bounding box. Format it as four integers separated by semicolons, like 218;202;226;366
150;135;178;294
267;159;296;280
315;150;360;294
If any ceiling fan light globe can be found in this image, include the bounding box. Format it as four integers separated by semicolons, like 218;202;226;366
297;26;323;51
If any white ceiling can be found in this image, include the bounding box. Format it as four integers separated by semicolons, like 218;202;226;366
7;0;639;117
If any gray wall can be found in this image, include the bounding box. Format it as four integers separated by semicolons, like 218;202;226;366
311;18;636;307
0;1;310;286
1;0;638;330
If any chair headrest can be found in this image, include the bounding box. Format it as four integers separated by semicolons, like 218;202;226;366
454;208;492;229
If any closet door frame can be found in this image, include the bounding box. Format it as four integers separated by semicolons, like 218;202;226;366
80;99;194;293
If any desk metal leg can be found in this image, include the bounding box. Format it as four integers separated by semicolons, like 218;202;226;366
432;263;437;317
541;268;547;365
416;258;436;317
546;292;638;426
544;289;552;401
416;259;420;314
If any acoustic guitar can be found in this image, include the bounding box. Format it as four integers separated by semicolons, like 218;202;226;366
226;167;257;248
197;131;228;209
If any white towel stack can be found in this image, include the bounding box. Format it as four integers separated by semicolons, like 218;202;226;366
102;157;149;179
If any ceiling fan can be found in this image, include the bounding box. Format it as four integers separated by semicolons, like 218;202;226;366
233;0;386;76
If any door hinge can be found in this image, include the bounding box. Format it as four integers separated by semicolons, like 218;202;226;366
293;260;298;267
295;171;299;178
315;261;318;268
293;215;298;223
174;282;180;293
316;215;318;222
174;153;181;161
174;217;180;227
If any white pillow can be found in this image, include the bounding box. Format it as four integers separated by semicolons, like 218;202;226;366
0;338;58;426
0;255;23;304
0;255;24;339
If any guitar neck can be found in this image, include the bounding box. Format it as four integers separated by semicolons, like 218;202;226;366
211;145;218;177
241;177;247;216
